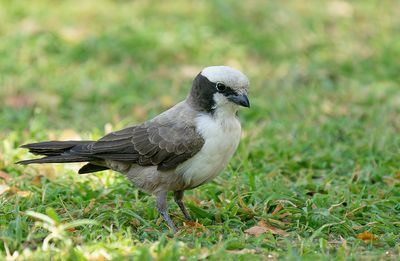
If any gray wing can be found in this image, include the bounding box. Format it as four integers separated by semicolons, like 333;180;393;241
70;105;205;171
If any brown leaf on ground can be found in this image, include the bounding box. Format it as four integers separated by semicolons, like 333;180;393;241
259;220;289;236
183;220;205;229
357;231;378;241
66;227;77;232
245;220;289;237
244;224;266;237
0;171;11;181
84;199;96;214
271;204;283;216
1;186;32;197
10;187;32;197
182;221;208;235
61;222;77;233
30;176;42;187
279;212;292;219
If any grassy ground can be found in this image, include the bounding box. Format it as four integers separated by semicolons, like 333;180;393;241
1;0;399;260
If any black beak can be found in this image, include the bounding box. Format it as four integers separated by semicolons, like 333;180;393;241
227;94;250;108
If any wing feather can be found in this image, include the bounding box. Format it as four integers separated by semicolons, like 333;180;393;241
69;103;204;171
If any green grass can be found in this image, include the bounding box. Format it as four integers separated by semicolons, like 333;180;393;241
1;0;400;260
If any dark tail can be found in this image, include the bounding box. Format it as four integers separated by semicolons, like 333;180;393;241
17;140;93;165
17;140;111;174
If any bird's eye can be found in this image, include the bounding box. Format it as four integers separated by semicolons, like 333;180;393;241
216;82;226;92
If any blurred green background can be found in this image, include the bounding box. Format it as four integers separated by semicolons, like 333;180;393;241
1;0;399;260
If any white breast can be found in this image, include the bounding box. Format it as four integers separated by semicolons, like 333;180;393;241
176;112;241;188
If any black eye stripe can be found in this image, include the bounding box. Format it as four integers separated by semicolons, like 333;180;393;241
221;86;237;96
215;82;237;96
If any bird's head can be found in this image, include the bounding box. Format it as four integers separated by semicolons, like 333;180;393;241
188;66;250;114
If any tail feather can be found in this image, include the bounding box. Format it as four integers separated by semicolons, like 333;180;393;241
16;155;91;165
21;141;92;156
17;140;94;165
78;163;109;174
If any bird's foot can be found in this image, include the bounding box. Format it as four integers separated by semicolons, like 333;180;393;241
156;190;178;233
158;209;178;233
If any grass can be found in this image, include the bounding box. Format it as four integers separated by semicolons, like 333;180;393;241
1;0;400;260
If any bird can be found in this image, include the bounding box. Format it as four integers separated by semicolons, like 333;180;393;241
17;65;250;232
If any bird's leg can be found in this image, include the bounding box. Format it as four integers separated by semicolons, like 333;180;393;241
174;190;192;221
155;190;178;232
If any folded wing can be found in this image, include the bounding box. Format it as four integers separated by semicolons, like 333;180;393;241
71;118;204;171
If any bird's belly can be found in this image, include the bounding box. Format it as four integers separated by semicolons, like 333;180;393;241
176;114;241;189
